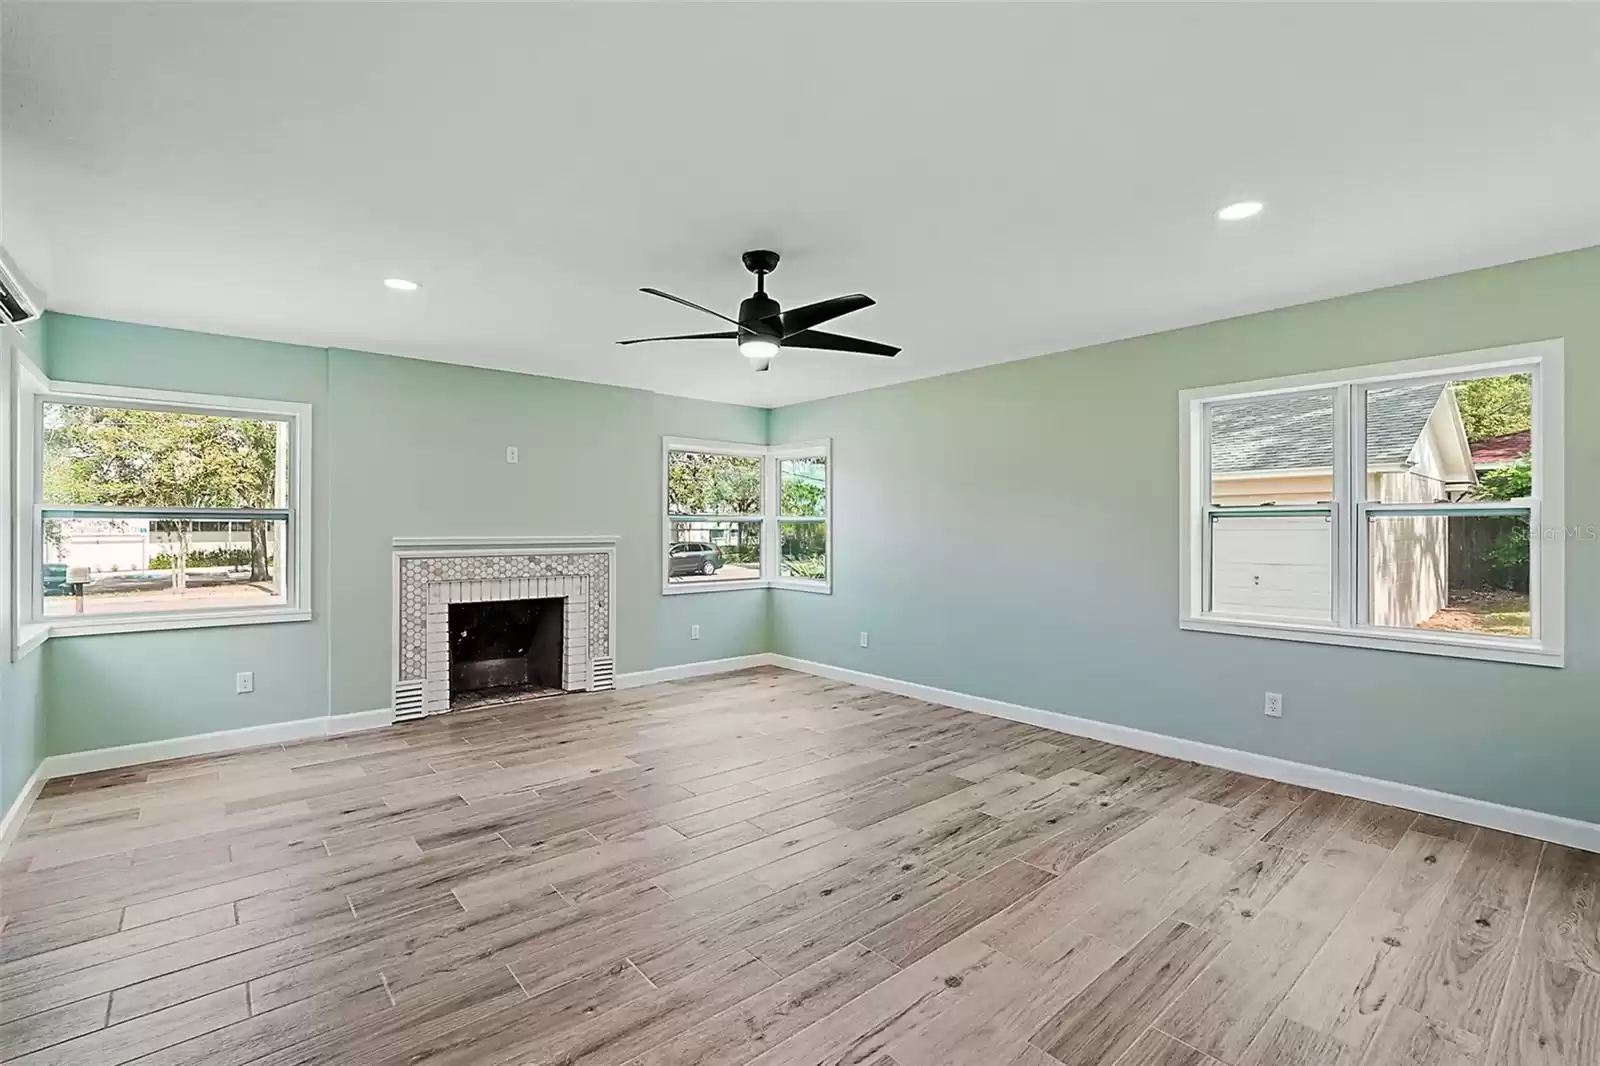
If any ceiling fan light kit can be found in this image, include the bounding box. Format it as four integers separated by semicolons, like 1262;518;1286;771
619;249;899;372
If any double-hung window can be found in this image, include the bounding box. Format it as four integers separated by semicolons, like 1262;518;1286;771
17;374;312;638
774;445;829;587
1179;341;1564;666
662;437;831;593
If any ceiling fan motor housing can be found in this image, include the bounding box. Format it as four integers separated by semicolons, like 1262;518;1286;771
738;293;782;344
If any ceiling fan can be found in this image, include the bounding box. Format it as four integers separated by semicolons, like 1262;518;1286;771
618;250;898;371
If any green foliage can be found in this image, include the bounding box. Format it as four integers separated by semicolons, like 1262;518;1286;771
1459;458;1532;585
779;520;827;580
44;404;282;583
782;556;827;580
1453;374;1531;441
667;452;761;515
45;404;281;508
1481;523;1531;589
779;458;827;517
148;547;258;571
1477;457;1532;501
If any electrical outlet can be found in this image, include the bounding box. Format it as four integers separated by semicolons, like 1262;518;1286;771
505;446;519;464
1264;692;1283;718
236;671;255;695
690;624;700;641
859;631;870;648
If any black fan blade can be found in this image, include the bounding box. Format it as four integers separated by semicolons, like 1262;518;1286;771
768;294;875;337
617;331;736;346
639;288;743;328
782;329;899;357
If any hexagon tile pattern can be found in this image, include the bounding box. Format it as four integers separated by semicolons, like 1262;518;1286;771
397;552;611;681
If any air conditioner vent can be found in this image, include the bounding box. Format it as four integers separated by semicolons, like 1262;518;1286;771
590;656;616;691
392;679;427;722
0;247;42;325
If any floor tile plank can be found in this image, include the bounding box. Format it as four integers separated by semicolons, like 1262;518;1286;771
0;668;1570;1066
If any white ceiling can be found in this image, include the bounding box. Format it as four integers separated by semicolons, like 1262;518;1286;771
6;3;1600;407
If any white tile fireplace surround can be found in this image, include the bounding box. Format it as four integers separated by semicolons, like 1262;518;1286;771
391;538;617;720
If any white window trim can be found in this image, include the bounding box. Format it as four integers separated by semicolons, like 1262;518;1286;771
661;436;832;596
1178;339;1564;668
15;373;314;644
770;440;833;595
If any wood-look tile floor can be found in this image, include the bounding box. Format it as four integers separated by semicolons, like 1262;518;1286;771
1;667;1595;1066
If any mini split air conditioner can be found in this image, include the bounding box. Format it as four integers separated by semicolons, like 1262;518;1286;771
0;246;43;325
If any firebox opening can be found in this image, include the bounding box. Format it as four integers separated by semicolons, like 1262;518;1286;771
448;597;563;710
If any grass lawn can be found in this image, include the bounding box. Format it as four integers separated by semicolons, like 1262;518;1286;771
1417;587;1532;637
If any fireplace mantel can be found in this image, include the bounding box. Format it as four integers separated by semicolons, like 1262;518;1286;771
392;534;619;549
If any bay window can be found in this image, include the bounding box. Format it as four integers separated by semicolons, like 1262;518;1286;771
662;437;831;594
1179;341;1563;666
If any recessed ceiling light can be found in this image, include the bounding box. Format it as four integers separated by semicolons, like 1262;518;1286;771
1216;201;1264;222
383;278;419;292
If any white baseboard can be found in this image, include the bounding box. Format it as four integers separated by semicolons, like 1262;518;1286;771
615;653;776;690
40;708;394;780
33;654;781;786
769;654;1600;855
0;762;49;860
326;708;394;736
20;653;1594;856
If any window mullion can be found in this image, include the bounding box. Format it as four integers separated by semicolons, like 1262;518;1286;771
764;454;776;583
1527;497;1541;642
1338;383;1362;630
1197;401;1213;615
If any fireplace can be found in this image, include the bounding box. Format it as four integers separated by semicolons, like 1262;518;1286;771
391;540;617;722
448;598;563;710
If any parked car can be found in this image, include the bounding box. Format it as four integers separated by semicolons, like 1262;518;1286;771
42;563;69;595
668;542;724;577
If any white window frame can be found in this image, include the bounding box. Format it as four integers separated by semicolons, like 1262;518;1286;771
1178;340;1564;668
661;436;832;596
770;441;833;594
15;371;314;642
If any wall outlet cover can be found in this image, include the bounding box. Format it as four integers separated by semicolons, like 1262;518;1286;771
691;624;701;640
505;446;519;464
236;671;255;695
859;631;870;648
1264;692;1283;718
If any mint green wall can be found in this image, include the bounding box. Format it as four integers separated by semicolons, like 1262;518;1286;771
2;318;48;815
769;246;1600;823
41;316;332;754
28;247;1600;824
323;348;767;716
39;315;767;753
1;647;44;816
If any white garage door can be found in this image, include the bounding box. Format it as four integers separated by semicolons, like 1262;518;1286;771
1210;515;1332;621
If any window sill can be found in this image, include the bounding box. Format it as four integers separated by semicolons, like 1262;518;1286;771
661;579;833;596
771;579;831;595
662;580;766;596
24;607;314;642
1179;615;1562;668
14;622;50;660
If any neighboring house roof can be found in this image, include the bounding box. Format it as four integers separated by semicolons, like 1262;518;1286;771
1470;429;1531;468
1210;383;1446;474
